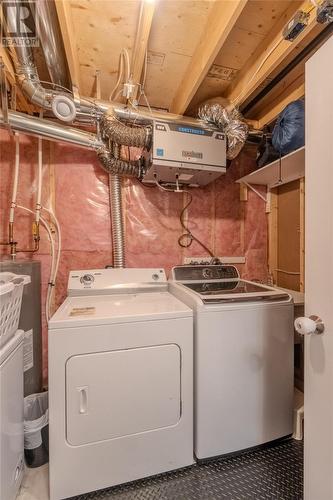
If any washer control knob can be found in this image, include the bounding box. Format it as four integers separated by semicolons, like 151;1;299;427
202;268;213;279
152;273;159;281
80;274;95;285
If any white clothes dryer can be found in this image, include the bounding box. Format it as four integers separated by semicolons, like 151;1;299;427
48;268;193;500
169;265;294;461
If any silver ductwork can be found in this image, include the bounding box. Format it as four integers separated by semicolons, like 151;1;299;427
97;114;152;178
37;0;71;90
4;0;102;122
4;1;216;128
97;142;143;178
0;109;103;150
100;114;151;149
109;174;125;268
2;0;259;270
198;98;249;160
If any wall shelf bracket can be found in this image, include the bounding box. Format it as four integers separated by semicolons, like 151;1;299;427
240;182;271;213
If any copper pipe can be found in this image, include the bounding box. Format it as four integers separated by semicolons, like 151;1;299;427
2;221;40;258
16;221;40;253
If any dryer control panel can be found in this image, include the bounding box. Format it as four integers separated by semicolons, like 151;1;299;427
68;268;167;296
171;265;239;282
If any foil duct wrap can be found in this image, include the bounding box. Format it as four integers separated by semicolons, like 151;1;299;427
198;98;249;160
101;114;152;149
97;149;142;177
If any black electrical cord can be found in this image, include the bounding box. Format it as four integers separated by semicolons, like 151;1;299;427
152;173;217;260
178;191;215;258
138;179;155;188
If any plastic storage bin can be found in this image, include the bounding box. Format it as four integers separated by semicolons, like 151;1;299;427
0;272;31;347
24;392;49;467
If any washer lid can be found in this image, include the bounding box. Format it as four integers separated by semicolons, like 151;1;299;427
179;280;290;303
49;291;192;329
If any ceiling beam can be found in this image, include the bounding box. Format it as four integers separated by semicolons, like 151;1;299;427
225;0;322;108
0;46;35;113
249;61;305;119
131;0;155;94
54;0;81;91
258;80;305;129
170;0;248;115
0;46;15;85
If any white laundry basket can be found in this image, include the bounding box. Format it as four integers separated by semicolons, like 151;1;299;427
0;272;31;347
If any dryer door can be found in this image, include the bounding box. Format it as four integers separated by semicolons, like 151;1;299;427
66;344;181;446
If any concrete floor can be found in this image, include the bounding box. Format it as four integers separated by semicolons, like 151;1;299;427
17;464;49;500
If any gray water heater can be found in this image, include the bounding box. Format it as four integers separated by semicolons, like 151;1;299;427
142;120;227;186
0;259;43;395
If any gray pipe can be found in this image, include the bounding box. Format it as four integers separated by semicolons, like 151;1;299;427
109;174;125;268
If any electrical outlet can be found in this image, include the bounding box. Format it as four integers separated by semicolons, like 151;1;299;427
183;256;246;265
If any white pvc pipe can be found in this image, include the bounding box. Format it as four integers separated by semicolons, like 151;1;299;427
110;52;124;102
36;114;43;223
43;207;62;319
16;205;55;322
9;133;20;223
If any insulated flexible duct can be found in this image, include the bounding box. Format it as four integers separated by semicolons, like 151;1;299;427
198;98;249;160
98;117;151;177
101;114;151;149
97;148;143;177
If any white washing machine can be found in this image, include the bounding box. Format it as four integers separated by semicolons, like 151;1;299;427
48;268;193;500
169;265;294;460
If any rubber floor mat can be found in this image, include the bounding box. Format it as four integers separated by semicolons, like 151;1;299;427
72;439;303;500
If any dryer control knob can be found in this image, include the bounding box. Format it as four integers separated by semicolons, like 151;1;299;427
80;274;95;285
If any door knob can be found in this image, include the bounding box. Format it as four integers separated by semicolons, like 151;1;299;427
294;315;325;336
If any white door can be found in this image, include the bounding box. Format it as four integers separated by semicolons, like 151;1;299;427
303;34;333;500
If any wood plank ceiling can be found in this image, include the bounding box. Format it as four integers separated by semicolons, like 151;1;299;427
3;0;331;127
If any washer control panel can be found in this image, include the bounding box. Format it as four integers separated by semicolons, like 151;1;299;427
67;268;167;296
171;265;239;281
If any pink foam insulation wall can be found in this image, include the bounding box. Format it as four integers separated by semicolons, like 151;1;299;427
0;128;268;383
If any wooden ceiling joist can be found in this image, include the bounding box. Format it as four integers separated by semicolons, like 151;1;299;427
0;46;35;113
131;0;155;92
258;81;305;129
249;60;305;127
55;0;81;91
0;46;15;85
170;0;248;115
225;0;322;109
